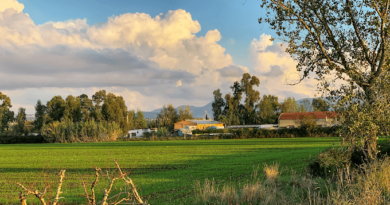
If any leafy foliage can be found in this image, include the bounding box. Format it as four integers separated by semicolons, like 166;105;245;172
257;95;280;124
41;120;122;143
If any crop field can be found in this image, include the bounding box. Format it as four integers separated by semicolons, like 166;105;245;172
0;137;339;204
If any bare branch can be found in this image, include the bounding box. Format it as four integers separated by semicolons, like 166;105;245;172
52;170;66;205
19;192;27;205
91;167;101;205
114;159;144;204
17;183;47;205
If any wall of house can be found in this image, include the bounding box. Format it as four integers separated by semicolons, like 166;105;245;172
174;121;197;130
278;118;338;128
195;123;224;130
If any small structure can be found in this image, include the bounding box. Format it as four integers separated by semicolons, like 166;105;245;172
174;120;224;131
127;129;151;138
226;124;278;129
278;111;338;128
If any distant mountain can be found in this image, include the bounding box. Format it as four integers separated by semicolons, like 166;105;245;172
143;102;213;119
26;114;35;120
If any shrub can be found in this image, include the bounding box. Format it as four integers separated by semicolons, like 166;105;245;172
0;134;46;144
41;120;123;143
157;127;168;137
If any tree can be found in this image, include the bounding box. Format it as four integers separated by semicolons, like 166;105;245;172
230;81;244;124
260;0;389;102
78;94;93;121
241;73;261;124
257;95;280;124
34;100;46;132
0;92;12;131
101;93;128;132
128;110;135;130
301;99;313;112
280;97;299;113
312;98;330;112
212;89;225;121
15;107;26;134
63;95;82;122
222;93;240;126
156;104;178;131
295;114;317;134
178;105;194;121
46;96;66;123
133;109;147;129
0;92;13;132
260;0;390;156
91;90;106;121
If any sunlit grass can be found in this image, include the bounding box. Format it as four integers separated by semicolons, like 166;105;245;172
0;137;339;204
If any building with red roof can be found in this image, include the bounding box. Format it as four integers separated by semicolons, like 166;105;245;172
278;111;338;128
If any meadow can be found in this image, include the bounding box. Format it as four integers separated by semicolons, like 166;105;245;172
0;137;339;204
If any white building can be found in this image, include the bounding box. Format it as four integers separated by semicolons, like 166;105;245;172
127;129;151;138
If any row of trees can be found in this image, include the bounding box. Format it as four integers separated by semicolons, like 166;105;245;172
1;90;197;138
212;73;331;125
33;90;147;133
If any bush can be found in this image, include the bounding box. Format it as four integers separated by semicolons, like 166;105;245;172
157;127;168;137
0;134;46;144
193;126;340;139
41;120;123;143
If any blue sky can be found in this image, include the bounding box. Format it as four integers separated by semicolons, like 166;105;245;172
1;0;315;114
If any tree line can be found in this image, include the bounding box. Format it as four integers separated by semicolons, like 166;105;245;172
0;90;196;138
212;73;330;126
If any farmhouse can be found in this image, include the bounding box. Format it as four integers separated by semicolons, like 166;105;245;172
278;111;338;128
127;129;151;138
174;120;224;130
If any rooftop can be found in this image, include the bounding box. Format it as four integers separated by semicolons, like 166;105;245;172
279;111;337;120
186;120;221;124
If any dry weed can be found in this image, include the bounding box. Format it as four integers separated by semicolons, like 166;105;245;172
263;162;280;183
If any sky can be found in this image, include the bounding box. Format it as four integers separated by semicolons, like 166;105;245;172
1;0;318;114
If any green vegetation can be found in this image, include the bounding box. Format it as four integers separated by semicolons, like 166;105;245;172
0;137;338;204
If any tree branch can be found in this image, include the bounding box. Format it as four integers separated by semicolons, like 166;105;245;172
52;170;66;205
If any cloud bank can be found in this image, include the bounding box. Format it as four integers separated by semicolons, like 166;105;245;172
1;0;316;113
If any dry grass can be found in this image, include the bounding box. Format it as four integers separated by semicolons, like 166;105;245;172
263;162;280;183
195;157;390;205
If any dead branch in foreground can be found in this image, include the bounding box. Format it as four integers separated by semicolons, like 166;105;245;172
17;160;147;205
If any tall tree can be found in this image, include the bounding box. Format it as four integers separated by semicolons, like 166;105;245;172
101;93;128;132
78;94;93;121
157;104;178;131
134;109;147;129
34;100;46;132
212;89;225;121
312;98;330;111
280;97;299;113
46;96;66;122
257;95;280;124
301;99;313;112
178;105;194;121
128;110;135;130
222;93;240;126
91;90;106;121
63;95;82;122
0;92;13;132
241;73;261;124
260;0;390;156
15;107;26;133
230;81;244;124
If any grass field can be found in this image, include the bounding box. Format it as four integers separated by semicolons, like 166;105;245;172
0;137;339;204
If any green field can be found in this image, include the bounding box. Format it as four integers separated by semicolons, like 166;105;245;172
0;137;339;204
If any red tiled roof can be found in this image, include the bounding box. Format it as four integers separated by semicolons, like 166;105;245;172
279;111;337;120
